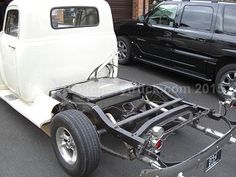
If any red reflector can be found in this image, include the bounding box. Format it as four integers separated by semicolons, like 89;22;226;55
155;140;163;149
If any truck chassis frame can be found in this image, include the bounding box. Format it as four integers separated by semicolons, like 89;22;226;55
48;77;236;177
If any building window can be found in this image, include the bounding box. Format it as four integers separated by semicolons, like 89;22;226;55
180;5;213;31
51;7;99;29
4;9;19;37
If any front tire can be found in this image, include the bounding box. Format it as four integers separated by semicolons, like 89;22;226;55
51;110;100;177
215;64;236;100
117;36;131;65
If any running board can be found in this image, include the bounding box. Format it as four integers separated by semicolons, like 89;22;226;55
0;90;59;128
137;58;212;82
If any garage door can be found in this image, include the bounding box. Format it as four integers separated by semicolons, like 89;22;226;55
106;0;133;22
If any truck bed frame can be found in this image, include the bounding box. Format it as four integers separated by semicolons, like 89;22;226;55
49;77;236;177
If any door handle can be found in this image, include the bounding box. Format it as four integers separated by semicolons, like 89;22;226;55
9;45;16;50
165;43;173;48
196;38;206;42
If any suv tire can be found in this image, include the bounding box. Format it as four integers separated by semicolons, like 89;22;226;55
215;64;236;100
117;36;131;64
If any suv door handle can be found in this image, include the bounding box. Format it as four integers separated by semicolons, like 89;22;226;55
9;45;16;50
196;38;206;42
165;43;172;48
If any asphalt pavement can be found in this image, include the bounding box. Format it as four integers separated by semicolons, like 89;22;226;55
0;63;235;177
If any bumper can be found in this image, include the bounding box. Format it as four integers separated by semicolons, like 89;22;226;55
140;125;236;177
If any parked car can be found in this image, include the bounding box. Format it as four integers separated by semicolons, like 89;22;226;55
115;0;236;100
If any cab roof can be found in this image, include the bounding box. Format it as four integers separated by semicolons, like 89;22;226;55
9;0;105;8
7;0;114;40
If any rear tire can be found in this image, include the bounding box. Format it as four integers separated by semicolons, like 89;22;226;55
117;36;131;65
215;64;236;100
50;110;100;177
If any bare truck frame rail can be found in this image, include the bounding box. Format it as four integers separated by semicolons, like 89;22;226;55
49;77;236;177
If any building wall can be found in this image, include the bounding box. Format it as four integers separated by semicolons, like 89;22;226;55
106;0;133;22
107;0;150;22
133;0;149;19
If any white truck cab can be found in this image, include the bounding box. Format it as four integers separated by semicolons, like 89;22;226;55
0;0;117;102
0;0;117;127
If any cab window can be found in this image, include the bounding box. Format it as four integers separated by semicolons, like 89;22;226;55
223;6;236;35
4;10;19;37
51;7;99;29
147;4;178;27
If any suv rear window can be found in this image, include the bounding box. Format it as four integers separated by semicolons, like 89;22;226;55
223;6;236;35
51;7;99;29
180;5;213;31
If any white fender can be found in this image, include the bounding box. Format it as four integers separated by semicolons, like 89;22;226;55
0;90;59;128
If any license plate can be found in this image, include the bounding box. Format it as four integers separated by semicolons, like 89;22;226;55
205;149;222;172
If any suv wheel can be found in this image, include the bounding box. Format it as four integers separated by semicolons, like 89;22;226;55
117;36;131;64
216;64;236;100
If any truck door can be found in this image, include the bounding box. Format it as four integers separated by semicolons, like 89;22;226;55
171;3;217;75
0;8;19;93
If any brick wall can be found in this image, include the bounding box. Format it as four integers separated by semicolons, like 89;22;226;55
133;0;149;19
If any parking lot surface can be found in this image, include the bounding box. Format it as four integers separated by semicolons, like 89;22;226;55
0;63;235;177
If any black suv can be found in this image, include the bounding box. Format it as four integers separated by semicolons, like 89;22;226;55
115;0;236;99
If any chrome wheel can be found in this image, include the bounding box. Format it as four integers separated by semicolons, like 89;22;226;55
220;71;236;96
56;127;78;165
118;40;128;61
